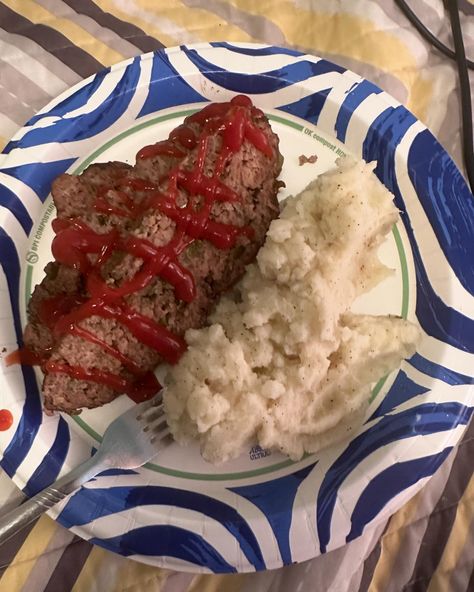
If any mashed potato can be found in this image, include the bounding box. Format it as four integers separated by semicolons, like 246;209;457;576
164;157;421;462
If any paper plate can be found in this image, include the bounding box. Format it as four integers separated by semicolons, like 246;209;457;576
0;43;473;572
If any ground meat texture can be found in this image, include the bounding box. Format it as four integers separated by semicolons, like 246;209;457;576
24;164;133;358
52;162;133;233
24;263;83;356
26;101;283;414
25;160;182;360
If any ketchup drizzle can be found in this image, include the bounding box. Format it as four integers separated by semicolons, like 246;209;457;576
29;95;273;401
44;361;159;403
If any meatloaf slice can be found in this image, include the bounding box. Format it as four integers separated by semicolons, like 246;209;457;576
24;162;135;359
27;97;283;414
25;159;182;360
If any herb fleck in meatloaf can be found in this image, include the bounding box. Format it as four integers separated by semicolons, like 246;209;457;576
23;95;283;414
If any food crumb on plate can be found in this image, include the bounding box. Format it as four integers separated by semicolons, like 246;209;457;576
298;154;318;165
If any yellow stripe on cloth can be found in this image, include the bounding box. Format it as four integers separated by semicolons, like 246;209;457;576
2;0;124;66
96;0;252;47
225;0;432;121
188;573;247;592
0;516;59;591
111;556;170;592
134;0;254;42
73;545;170;592
368;492;422;592
426;474;474;592
71;545;110;592
96;0;183;47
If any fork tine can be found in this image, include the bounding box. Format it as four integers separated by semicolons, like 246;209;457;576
150;425;170;444
146;415;165;428
143;417;167;432
136;393;164;419
139;402;165;424
144;403;165;415
136;396;170;448
161;434;174;446
151;418;168;433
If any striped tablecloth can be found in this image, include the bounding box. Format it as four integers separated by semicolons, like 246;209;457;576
0;1;473;590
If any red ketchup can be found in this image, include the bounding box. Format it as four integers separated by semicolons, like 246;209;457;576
0;409;13;431
23;95;273;402
5;348;44;366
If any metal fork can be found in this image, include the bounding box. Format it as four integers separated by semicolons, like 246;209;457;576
0;393;170;546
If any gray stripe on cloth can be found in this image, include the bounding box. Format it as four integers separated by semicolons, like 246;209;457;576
62;0;165;54
406;419;474;589
0;28;79;89
466;564;474;592
0;82;35;126
0;58;52;111
387;0;445;37
33;0;141;58
0;521;37;577
459;0;474;16
381;446;458;592
357;531;384;592
42;535;93;592
20;523;75;592
0;1;103;78
264;520;386;592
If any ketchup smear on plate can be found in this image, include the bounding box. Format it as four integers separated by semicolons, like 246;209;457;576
0;409;13;431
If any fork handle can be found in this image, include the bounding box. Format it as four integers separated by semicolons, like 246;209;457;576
0;453;108;546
